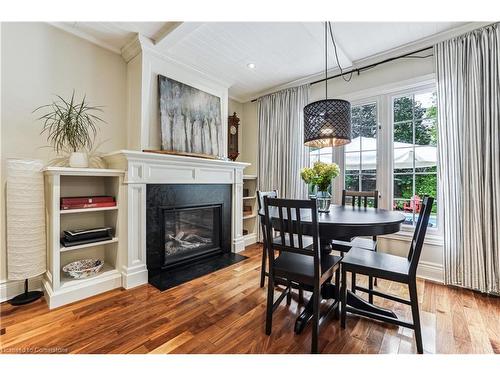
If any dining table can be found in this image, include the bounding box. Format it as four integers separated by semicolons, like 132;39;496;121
259;203;406;334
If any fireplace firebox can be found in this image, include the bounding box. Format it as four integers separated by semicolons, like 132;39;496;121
162;204;222;267
146;184;232;278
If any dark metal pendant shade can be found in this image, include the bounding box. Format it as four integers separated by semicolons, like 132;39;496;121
304;98;351;147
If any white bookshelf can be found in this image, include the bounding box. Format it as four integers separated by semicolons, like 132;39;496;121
242;174;258;246
42;167;124;309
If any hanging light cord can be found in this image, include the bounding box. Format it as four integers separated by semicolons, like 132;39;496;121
328;21;353;82
324;21;328;99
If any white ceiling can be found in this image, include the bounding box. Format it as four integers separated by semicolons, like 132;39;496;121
56;21;469;102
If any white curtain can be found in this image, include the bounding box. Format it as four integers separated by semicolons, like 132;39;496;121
258;84;310;199
436;23;500;294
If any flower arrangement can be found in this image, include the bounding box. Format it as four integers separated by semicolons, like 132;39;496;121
300;161;340;192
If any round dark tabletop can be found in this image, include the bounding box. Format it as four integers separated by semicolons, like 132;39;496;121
260;205;405;238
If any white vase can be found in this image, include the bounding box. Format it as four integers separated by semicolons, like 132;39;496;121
69;152;89;168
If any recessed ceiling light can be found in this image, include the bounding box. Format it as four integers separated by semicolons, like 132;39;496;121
246;63;256;69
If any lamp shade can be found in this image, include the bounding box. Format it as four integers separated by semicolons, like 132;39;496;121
7;159;46;280
304;99;351;147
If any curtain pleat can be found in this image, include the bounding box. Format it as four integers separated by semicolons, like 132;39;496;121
436;23;500;294
257;85;310;199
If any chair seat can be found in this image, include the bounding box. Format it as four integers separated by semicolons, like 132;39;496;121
274;252;341;284
272;234;314;248
341;247;410;282
332;237;377;252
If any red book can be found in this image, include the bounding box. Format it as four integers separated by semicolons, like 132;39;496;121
61;196;115;205
61;202;117;210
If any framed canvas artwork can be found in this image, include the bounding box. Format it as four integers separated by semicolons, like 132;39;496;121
158;75;223;157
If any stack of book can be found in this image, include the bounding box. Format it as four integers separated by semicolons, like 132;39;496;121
61;196;116;210
61;227;113;248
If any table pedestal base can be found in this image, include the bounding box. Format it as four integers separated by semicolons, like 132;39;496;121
294;287;397;334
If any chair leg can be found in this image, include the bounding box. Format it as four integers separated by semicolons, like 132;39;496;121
260;243;267;288
286;281;292;305
409;280;423;354
340;269;347;329
368;276;374;304
334;267;340;319
265;274;274;335
311;282;321;354
298;287;304;304
351;272;357;294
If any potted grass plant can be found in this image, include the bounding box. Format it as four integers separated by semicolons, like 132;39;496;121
301;161;340;212
34;91;105;168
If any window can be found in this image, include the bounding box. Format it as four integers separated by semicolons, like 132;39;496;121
392;91;438;228
345;103;377;194
306;78;439;231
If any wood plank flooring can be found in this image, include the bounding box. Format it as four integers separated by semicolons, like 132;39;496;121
1;244;499;354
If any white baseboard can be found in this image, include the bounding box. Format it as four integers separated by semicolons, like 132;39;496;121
243;233;257;247
233;236;246;253
0;277;43;303
417;261;444;283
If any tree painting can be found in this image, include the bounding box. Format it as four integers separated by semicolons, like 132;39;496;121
158;75;222;156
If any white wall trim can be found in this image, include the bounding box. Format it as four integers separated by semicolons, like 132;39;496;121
0;277;43;303
417;261;444;284
337;74;436;102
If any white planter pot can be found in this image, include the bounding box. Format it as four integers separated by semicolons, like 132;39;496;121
69;152;89;168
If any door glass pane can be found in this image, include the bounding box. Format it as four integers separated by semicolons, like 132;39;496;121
361;174;377;192
345;102;377;192
345;151;360;173
393;96;414;122
392;90;438;228
345;174;359;191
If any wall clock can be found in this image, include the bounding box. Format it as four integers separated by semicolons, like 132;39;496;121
228;112;240;161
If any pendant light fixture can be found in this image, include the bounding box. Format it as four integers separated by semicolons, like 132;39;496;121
304;22;351;148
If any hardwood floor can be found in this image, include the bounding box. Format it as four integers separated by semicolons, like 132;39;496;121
1;244;499;354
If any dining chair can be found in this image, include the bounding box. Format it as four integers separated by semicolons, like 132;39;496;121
257;190;278;288
332;189;379;303
263;197;341;354
340;196;434;354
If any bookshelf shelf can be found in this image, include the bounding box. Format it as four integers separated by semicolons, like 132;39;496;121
60;237;119;252
60;206;119;214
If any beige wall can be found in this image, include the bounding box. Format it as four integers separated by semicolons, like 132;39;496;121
240;101;258;175
0;22;127;282
228;98;243;163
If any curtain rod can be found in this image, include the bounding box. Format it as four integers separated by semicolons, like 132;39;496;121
250;45;434;103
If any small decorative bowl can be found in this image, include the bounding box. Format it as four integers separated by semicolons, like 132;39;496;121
62;258;104;279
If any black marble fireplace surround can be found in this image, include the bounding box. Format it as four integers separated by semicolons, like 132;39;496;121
146;184;245;291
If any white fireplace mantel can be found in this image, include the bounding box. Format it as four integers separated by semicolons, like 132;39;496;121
104;150;250;289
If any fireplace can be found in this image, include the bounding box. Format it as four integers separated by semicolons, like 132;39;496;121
146;184;232;277
162;204;222;267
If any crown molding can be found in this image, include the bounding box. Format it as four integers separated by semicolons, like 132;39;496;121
121;33;148;63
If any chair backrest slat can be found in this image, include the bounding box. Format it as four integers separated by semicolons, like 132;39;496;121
407;196;434;276
257;190;278;244
263;197;321;279
342;190;379;208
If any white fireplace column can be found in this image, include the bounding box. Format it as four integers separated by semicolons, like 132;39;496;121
104;150;249;289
